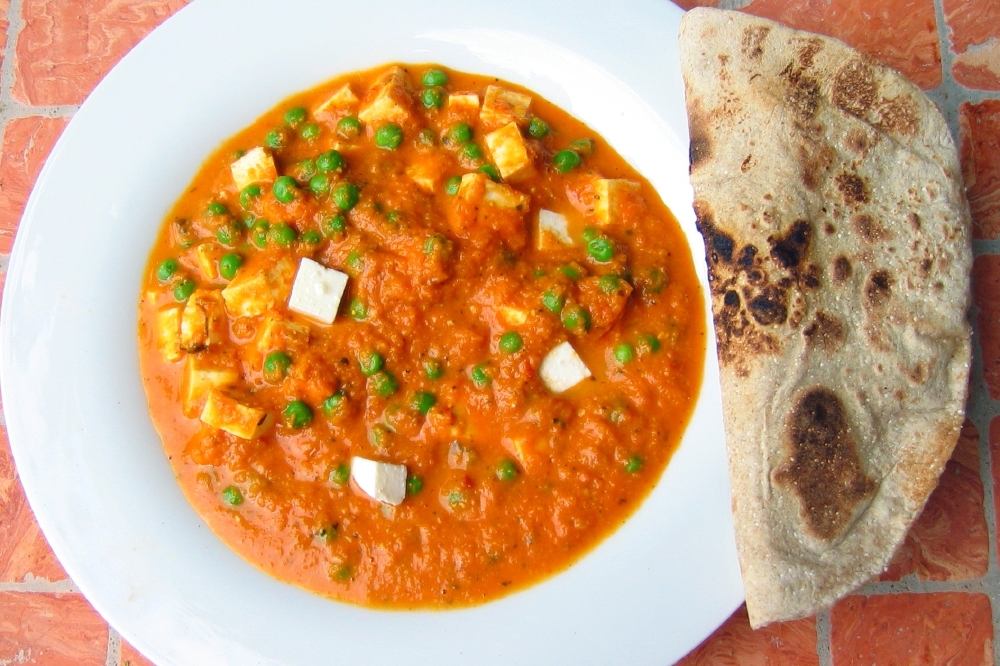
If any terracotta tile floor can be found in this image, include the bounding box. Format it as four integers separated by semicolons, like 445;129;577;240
1;1;998;664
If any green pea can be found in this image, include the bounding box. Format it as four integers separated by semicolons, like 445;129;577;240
263;351;292;383
495;459;518;481
157;258;178;282
470;364;491;389
369;423;390;447
206;202;227;217
541;290;565;314
337;116;362;140
297;159;317;181
283;400;313;429
239;184;261;210
369;371;398;398
300;122;321;141
559;264;582;280
447;490;464;506
222;486;243;506
561;305;591;334
301;230;321;245
309;173;330;195
346;251;364;275
358;350;384;376
268;223;297;247
586;236;615;262
375;124;404;150
251;219;270;248
406;475;424;496
333;182;360;211
349;298;367;321
424;233;448;256
333;564;353;581
614;343;635;364
173;278;195;302
423;358;444;380
316;150;345;173
322;214;346;238
459;143;482;162
499;331;523;354
447;123;473;145
386;211;402;225
624;455;643;474
599;275;622;294
444;176;462;195
479;164;501;182
265;128;286;150
410;391;436;415
527;117;550;138
569;138;595;155
242;213;256;229
642;267;667;294
322;391;347;417
422;68;448;87
329;462;350;486
273;176;298;204
637;333;661;355
219;253;242;280
582;227;598;242
421;87;445;109
284;106;307;127
215;222;239;246
553;149;581;173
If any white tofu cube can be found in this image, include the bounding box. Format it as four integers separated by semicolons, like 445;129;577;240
539;341;592;393
481;85;531;127
180;289;227;352
221;256;296;318
194;243;221;281
484;122;533;181
498;305;529;326
182;356;239;417
287;258;349;325
351;456;407;506
446;92;480;120
230;147;277;191
358;66;413;126
155;306;183;362
537;209;573;249
200;390;273;440
315;84;359;115
593;179;642;226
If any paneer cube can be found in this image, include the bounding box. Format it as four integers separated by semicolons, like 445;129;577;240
287;258;350;325
405;157;447;193
155;306;184;362
480;85;531;128
539;341;592;393
256;313;309;354
194;243;223;281
498;305;529;326
592;179;643;227
200;390;273;440
182;356;239;417
358;66;413;126
315;84;359;116
446;92;480;121
484;122;533;181
351;456;407;506
221;255;296;317
180;289;227;352
536;209;573;250
452;172;531;249
230;147;277;191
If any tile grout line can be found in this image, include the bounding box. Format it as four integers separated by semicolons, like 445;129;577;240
106;627;121;666
815;609;833;666
0;578;79;593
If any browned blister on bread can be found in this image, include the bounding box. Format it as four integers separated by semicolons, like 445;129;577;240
679;7;972;628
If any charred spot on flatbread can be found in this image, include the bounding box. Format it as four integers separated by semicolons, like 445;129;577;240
803;311;846;350
747;287;788;326
832;58;878;118
689;107;713;171
835;172;870;206
769;220;812;269
775;388;876;540
741;25;771;60
779;63;821;121
832;256;852;283
852;214;891;242
877;95;919;137
865;270;893;307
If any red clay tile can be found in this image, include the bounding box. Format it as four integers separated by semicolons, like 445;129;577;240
0;0;10;77
674;0;719;9
13;0;188;106
943;0;1000;90
973;255;1000;398
831;593;993;666
0;426;67;583
120;639;155;666
675;604;818;666
741;0;942;89
880;419;987;581
0;591;108;665
990;417;1000;566
960;100;1000;239
0;116;68;254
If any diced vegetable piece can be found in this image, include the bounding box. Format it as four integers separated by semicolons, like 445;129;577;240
445;93;480;120
182;356;239;417
405;158;446;193
592;178;642;226
314;84;359;116
287;257;349;325
484;122;533;181
256;313;309;354
155;305;183;362
357;66;413;126
230;147;277;191
194;243;222;281
179;289;227;352
221;256;296;317
536;209;573;249
350;456;407;505
200;389;273;439
539;341;592;393
498;305;529;326
480;85;531;127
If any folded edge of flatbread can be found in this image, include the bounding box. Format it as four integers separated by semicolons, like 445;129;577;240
679;7;972;628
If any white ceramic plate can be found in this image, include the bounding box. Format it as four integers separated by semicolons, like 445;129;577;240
0;0;743;663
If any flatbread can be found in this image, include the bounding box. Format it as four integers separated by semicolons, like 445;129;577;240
679;8;972;628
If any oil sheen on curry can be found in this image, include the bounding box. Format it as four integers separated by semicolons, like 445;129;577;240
137;64;705;607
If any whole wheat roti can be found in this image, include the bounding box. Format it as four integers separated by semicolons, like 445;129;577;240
679;8;972;628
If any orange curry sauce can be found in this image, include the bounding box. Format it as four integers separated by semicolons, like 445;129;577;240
137;64;705;607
